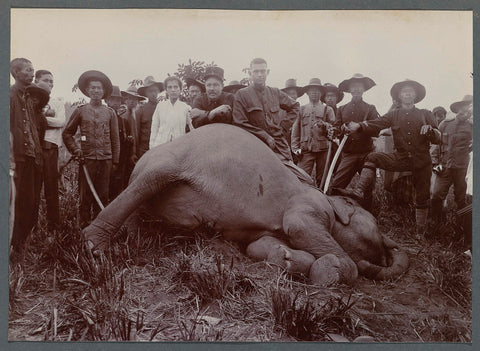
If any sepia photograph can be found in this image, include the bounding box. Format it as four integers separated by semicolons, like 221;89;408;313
8;7;473;343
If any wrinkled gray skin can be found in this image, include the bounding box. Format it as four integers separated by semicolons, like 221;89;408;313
84;124;408;286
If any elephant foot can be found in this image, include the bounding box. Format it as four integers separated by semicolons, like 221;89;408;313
267;244;315;275
82;222;112;253
309;254;342;286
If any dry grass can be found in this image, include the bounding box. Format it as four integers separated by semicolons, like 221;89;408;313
8;162;472;342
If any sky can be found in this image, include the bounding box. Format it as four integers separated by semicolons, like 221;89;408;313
11;9;472;115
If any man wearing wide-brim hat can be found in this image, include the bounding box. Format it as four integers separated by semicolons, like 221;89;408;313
191;66;235;128
185;77;205;107
432;106;447;126
62;70;120;228
431;95;472;248
223;80;247;95
321;83;344;116
136;76;164;159
329;73;380;210
291;78;335;186
281;79;305;100
342;79;441;236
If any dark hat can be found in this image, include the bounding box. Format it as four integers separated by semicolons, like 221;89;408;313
121;85;147;101
109;85;122;98
432;106;447;115
390;79;426;104
223;80;247;93
25;82;50;109
185;77;206;92
137;76;164;97
450;95;473;113
339;73;376;93
321;83;344;104
281;79;304;98
303;78;326;96
78;70;113;99
204;66;225;82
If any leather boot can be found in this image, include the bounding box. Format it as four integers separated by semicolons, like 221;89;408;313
415;208;428;236
335;166;376;203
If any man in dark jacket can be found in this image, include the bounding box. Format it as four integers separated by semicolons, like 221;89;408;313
233;58;312;184
191;66;234;128
135;76;164;159
341;80;441;235
329;74;379;209
9;57;48;262
430;95;473;220
321;83;344;116
62;70;120;228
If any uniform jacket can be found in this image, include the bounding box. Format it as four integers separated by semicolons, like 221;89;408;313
431;117;473;169
334;98;379;154
135;100;157;158
62;102;120;163
10;84;47;165
360;107;440;168
291;102;335;153
191;92;234;128
233;85;299;161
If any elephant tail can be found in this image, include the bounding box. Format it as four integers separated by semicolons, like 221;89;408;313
357;237;409;280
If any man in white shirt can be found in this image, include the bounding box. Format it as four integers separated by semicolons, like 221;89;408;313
35;70;65;230
149;76;193;149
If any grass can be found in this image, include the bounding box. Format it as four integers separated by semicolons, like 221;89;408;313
8;161;472;342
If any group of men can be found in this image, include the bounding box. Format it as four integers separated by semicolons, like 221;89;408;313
9;56;473;264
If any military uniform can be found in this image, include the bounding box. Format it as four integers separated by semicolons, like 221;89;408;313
291;102;335;186
62;102;120;228
135;100;157;159
431;117;473;211
233;85;312;184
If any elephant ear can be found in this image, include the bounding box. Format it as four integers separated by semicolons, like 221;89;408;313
327;196;356;226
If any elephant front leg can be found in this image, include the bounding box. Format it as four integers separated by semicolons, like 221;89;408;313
282;204;358;286
245;235;315;275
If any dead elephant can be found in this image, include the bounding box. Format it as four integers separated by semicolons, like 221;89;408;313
83;124;408;286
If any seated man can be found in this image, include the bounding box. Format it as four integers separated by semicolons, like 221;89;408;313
190;66;234;128
341;79;441;236
233;58;312;184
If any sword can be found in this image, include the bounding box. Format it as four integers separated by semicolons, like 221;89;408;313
319;141;332;190
82;164;105;210
323;134;348;193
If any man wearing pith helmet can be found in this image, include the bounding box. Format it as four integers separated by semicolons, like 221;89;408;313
329;73;380;210
340;79;441;236
62;70;120;229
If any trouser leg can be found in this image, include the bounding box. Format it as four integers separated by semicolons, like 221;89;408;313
298;152;315;179
330;153;361;190
412;165;432;235
92;159;112;219
452;168;467;209
43;145;60;229
314;151;329;188
11;157;43;258
431;169;453;222
79;159;97;228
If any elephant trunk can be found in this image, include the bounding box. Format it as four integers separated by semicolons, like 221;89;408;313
356;237;409;280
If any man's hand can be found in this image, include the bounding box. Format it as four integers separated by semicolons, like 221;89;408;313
209;105;232;120
117;105;127;116
73;149;84;164
342;121;361;134
44;108;56;117
293;149;302;156
112;163;118;172
126;135;135;144
190;108;204;119
266;137;276;151
130;155;138;164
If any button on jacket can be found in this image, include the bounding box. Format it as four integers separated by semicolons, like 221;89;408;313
291;102;335;153
334;99;379;154
431;117;472;169
62;103;120;163
360;107;440;168
135;101;157;158
191;92;234;128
